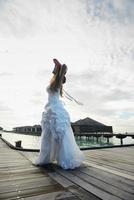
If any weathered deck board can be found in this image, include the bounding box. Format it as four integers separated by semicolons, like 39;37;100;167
0;184;64;200
0;138;134;200
86;150;134;165
49;147;134;200
0;138;100;200
0;139;70;200
79;166;134;192
55;168;121;200
84;148;134;180
24;190;78;200
85;156;134;176
71;169;134;200
85;149;134;166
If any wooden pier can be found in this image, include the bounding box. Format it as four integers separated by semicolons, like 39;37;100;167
0;138;134;200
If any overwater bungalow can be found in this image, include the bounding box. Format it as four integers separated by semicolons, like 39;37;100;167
13;125;41;135
13;117;113;136
72;117;113;135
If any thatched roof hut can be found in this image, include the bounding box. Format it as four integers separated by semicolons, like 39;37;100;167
71;117;113;134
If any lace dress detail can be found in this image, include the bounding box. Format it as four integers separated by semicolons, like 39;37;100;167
35;86;84;169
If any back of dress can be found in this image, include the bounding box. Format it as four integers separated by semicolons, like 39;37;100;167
35;85;84;169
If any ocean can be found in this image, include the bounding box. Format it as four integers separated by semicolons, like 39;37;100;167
1;131;134;149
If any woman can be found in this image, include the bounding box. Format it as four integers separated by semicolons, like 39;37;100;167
35;59;84;169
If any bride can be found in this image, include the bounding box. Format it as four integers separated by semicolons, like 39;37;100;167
35;59;84;169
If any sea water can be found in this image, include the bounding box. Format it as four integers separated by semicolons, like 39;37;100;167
1;131;134;149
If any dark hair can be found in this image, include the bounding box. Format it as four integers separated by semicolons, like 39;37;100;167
63;76;66;84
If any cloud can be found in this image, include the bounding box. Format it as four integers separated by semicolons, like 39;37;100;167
0;0;85;37
0;0;134;132
0;101;12;112
30;91;45;106
0;0;134;38
103;89;134;101
0;72;13;77
86;0;134;24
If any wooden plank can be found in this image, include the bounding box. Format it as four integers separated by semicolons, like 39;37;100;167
71;169;134;200
85;151;134;166
85;157;134;176
0;176;52;187
20;151;39;163
1;137;134;200
87;157;134;176
68;185;101;200
83;161;134;180
24;190;77;200
0;184;64;200
85;146;134;153
55;168;121;200
0;177;57;194
0;139;67;200
90;148;134;159
0;174;48;184
85;148;134;161
48;172;74;188
0;158;30;161
0;166;42;175
106;146;134;154
79;166;134;193
0;168;40;174
85;156;134;173
0;163;32;168
0;165;44;172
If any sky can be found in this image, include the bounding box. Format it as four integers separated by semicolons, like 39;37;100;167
0;0;134;132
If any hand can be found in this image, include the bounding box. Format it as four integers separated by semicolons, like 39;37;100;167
53;58;61;67
52;59;62;74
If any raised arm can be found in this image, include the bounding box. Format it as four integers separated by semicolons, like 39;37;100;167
50;59;67;95
58;64;67;88
52;58;62;74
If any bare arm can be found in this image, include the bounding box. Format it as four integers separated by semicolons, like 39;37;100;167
52;58;61;74
58;64;67;88
50;59;67;91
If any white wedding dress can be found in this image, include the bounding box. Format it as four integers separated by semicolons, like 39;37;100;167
35;86;84;169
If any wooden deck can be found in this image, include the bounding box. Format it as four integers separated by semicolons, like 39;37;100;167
0;138;134;200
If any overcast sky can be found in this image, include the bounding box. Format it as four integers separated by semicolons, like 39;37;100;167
0;0;134;132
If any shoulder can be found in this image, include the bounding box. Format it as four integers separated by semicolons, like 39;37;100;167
46;85;50;91
46;85;60;94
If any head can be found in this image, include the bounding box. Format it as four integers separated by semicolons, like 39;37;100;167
52;64;67;76
62;64;68;75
